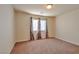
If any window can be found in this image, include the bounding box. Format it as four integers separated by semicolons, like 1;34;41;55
32;19;39;31
40;20;46;31
32;19;46;31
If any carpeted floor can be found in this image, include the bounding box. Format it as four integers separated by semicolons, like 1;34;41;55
11;38;79;54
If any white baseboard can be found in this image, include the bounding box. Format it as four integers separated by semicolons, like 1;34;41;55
55;36;79;46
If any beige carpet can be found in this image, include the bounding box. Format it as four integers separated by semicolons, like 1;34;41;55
11;38;79;54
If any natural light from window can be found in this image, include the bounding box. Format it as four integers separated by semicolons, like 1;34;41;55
40;20;46;31
32;19;46;31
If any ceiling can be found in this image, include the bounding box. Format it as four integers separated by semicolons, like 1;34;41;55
13;4;79;16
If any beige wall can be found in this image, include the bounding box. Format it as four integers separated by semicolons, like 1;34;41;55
15;11;30;42
15;11;56;42
56;9;79;45
0;5;15;53
47;17;56;37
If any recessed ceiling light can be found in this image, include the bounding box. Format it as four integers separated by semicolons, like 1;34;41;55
46;4;52;9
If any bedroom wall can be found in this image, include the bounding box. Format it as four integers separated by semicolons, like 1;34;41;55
15;11;30;42
56;9;79;45
47;17;56;37
15;11;56;42
0;5;15;53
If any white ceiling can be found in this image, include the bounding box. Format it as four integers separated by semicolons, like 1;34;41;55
13;4;79;16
